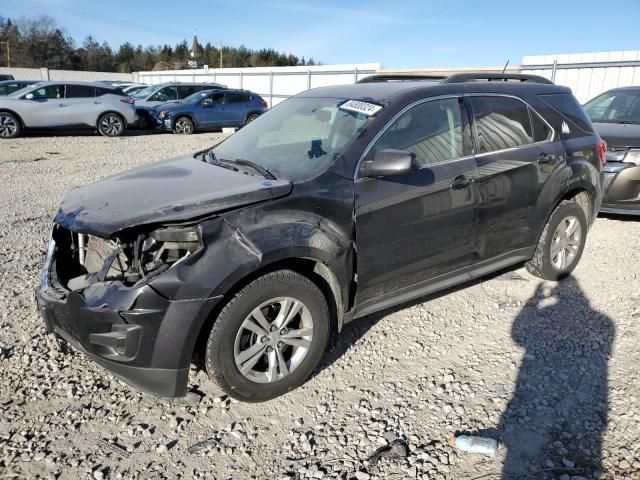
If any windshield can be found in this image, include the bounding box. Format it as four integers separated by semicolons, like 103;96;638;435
130;85;156;99
210;97;372;181
584;91;640;124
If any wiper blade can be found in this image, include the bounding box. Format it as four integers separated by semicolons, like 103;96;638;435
230;158;277;180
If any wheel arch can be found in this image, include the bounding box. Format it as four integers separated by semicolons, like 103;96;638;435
0;108;25;129
96;110;128;129
191;256;344;366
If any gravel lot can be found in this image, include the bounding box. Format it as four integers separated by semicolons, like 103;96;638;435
1;132;639;480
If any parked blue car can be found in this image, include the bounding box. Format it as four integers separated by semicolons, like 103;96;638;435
153;88;268;134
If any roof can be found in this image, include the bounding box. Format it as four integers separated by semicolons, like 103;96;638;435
298;80;571;104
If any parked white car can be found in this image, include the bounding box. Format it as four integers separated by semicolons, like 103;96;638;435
0;81;138;138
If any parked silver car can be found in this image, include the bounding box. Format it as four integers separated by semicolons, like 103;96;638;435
0;81;137;139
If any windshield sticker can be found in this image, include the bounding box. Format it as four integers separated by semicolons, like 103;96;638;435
339;100;383;117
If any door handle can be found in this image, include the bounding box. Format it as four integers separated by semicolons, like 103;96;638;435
450;175;474;190
537;153;554;164
58;103;67;107
93;101;102;105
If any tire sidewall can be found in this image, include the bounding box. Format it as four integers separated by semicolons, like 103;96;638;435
206;271;329;402
245;113;259;125
539;202;588;280
0;112;21;139
98;112;124;137
173;117;194;135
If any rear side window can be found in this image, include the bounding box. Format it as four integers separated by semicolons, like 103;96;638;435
178;85;201;98
150;86;178;102
470;96;535;153
530;110;552;142
96;87;119;97
540;93;595;133
369;97;465;166
225;93;246;104
65;85;96;98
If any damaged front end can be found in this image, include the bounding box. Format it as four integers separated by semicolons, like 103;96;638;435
52;225;201;293
36;223;221;398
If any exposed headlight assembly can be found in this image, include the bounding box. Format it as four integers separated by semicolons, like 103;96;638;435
623;149;640;166
158;111;169;120
136;226;201;280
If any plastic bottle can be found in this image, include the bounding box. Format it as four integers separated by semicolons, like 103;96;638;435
450;435;499;457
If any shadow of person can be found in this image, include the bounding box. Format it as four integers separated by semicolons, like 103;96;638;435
498;276;614;479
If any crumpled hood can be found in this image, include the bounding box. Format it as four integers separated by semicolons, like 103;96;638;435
593;122;640;148
54;155;292;237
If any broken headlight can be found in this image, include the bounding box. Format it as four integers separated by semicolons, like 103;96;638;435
136;226;201;279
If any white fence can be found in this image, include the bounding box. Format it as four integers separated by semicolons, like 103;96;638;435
0;66;135;82
137;63;380;107
521;51;640;103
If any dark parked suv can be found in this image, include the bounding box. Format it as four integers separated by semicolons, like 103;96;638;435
36;74;605;402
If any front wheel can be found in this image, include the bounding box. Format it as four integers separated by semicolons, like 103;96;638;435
98;112;125;137
525;200;588;281
0;112;21;139
173;117;194;135
205;270;330;402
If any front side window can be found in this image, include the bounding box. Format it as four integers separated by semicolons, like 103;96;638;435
471;96;535;153
201;93;224;106
29;85;64;99
583;91;640;125
211;96;372;181
65;85;96;98
368;97;464;166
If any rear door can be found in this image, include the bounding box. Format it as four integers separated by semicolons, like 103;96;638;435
222;92;249;126
63;84;97;125
467;94;564;261
354;96;479;312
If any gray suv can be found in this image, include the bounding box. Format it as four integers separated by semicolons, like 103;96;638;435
0;81;137;138
130;82;226;127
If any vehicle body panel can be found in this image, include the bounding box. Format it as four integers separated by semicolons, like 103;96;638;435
36;79;602;398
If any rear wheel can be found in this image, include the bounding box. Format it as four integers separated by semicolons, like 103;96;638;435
245;113;260;125
0;112;21;139
525;201;588;280
98;112;125;137
173;116;194;135
205;270;330;402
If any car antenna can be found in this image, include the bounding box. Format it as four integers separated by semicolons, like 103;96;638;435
501;60;510;74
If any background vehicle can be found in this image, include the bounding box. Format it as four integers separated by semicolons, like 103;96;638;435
0;74;14;81
0;80;36;96
131;81;226;128
154;88;268;133
0;81;137;138
36;74;603;402
584;87;640;215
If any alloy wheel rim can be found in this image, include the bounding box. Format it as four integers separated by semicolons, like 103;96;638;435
0;115;17;137
175;120;192;134
101;115;122;135
234;297;313;384
550;215;582;270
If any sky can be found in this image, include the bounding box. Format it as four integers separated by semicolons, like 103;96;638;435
3;0;640;69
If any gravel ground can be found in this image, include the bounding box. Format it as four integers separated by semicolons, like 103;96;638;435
1;132;639;480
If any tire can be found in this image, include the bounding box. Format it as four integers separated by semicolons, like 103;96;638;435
0;112;21;139
525;200;588;281
173;116;194;135
205;270;330;402
244;113;260;126
97;112;125;137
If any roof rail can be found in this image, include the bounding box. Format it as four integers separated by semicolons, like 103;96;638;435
357;73;446;83
442;72;553;84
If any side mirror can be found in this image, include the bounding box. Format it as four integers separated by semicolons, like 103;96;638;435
25;93;34;100
360;149;416;178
